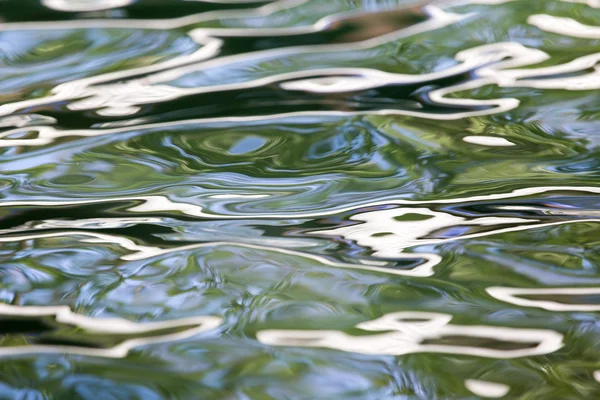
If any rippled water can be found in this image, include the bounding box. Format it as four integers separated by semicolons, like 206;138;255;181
1;0;600;398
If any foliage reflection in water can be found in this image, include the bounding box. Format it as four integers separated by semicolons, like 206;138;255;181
1;0;600;398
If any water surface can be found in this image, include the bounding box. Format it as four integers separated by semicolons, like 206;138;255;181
1;0;600;398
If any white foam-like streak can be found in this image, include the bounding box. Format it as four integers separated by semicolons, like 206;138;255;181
0;303;222;358
487;287;600;311
257;311;564;358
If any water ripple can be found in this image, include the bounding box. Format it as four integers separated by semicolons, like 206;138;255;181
257;311;564;358
2;0;600;397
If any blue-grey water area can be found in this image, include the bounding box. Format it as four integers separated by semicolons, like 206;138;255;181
1;0;600;398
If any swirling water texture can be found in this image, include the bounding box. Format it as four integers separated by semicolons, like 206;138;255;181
1;0;600;398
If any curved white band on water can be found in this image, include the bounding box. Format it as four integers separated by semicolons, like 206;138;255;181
257;311;564;358
487;287;600;311
0;303;221;358
465;379;511;398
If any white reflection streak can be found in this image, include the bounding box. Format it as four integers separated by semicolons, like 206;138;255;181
124;240;440;277
0;114;57;129
561;0;600;7
0;195;211;217
153;30;577;122
0;0;307;31
0;231;436;277
2;185;600;220
2;187;590;269
0;303;222;358
42;0;134;11
0;0;309;117
0;231;164;259
496;205;600;217
482;52;600;91
0;4;485;122
155;5;467;82
67;6;471;117
463;136;515;146
0;1;598;129
257;311;564;358
0;1;577;135
529;14;600;38
315;207;532;258
487;287;600;311
2;40;594;145
0;217;162;233
0;39;223;119
449;0;516;4
465;379;510;398
313;208;600;258
208;194;270;199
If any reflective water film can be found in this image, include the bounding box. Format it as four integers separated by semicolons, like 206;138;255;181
1;0;600;398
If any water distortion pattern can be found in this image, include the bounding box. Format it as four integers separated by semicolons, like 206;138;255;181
2;0;600;398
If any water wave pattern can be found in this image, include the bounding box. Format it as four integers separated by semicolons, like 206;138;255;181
2;0;600;398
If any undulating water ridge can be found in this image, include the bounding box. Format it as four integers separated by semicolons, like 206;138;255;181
1;0;600;398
